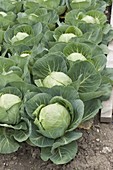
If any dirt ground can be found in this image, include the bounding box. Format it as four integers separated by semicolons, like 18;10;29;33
0;115;113;170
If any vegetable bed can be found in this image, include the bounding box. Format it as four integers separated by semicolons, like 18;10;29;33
0;0;113;167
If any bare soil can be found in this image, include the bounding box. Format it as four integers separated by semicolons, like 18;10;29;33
0;116;113;170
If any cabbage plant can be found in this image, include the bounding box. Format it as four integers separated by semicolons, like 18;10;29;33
32;51;108;103
25;86;84;164
63;42;91;62
81;10;107;25
0;93;21;124
17;7;58;28
32;52;73;88
4;23;43;50
0;86;30;154
54;25;83;43
0;0;23;13
0;11;16;30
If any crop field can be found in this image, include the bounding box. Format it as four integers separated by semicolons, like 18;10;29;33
0;0;113;169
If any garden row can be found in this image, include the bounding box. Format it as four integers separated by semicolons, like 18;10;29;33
0;0;113;165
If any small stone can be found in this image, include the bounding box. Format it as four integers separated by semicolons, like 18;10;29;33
96;129;100;133
10;161;15;165
101;147;112;154
3;162;8;166
13;156;17;160
96;138;100;142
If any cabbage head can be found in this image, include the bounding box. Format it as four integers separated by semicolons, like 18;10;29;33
43;72;72;88
11;32;29;43
67;52;86;62
58;33;76;43
0;93;21;124
81;15;100;24
34;103;71;139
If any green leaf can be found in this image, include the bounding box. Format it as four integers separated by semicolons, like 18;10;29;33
0;86;22;99
29;124;54;147
0;129;19;154
86;10;107;25
92;54;107;71
13;130;29;142
51;131;82;151
68;61;101;92
32;52;67;80
68;99;84;131
8;81;39;96
80;24;103;44
50;141;78;165
65;9;85;25
0;73;23;89
47;86;79;101
63;42;91;59
0;122;25;130
30;0;61;9
49;42;66;53
0;0;15;12
79;91;105;101
0;57;14;74
41;147;52;161
25;93;52;119
82;99;102;122
70;0;91;9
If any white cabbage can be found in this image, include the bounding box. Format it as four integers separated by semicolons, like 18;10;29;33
43;72;72;88
82;15;100;24
58;33;76;43
67;52;86;62
39;103;70;130
0;12;7;17
0;94;21;110
11;32;29;43
81;15;96;23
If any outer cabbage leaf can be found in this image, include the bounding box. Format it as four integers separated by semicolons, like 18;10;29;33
54;25;83;42
41;141;78;165
32;52;68;81
69;0;91;9
0;130;20;154
0;0;22;13
25;93;52;119
82;99;102;122
84;10;107;25
63;42;91;61
68;61;101;92
26;0;61;9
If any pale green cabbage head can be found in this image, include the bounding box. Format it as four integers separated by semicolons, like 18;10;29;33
81;15;100;24
0;94;21;125
58;33;76;43
11;32;29;43
67;52;86;62
43;71;72;88
34;103;71;138
0;12;7;17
